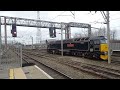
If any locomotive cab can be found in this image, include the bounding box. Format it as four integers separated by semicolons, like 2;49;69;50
90;36;108;60
100;39;108;60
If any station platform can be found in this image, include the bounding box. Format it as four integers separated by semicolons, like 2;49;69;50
0;65;53;79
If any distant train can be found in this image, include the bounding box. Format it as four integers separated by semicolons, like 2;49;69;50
47;36;108;60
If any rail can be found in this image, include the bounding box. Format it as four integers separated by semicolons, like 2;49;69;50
23;49;120;79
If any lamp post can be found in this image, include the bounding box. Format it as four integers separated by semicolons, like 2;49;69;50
61;23;63;57
106;11;111;64
30;36;33;49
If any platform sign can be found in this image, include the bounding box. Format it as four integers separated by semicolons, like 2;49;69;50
67;43;74;47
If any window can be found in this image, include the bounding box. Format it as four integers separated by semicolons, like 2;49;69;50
96;40;100;44
100;39;107;44
94;41;97;44
90;40;93;44
94;40;100;44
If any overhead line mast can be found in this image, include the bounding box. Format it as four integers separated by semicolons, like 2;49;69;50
36;11;42;44
90;11;111;64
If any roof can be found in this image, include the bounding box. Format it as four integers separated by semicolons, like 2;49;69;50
48;36;107;44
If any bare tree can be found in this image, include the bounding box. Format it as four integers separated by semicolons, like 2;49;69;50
73;27;117;39
110;30;117;40
91;27;106;37
91;27;117;40
97;27;106;36
73;28;117;41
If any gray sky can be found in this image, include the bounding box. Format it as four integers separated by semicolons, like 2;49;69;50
0;11;120;44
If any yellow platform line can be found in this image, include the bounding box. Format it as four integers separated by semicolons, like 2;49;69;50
9;69;14;79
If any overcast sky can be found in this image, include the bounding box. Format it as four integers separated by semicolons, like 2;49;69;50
0;11;120;44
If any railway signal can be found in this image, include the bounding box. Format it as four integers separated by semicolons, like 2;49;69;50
11;24;17;37
49;27;56;38
54;27;56;37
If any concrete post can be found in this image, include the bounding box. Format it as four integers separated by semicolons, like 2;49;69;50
4;17;7;50
88;25;91;37
61;23;63;56
0;17;1;50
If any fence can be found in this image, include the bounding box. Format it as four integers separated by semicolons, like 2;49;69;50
0;44;22;70
111;43;120;51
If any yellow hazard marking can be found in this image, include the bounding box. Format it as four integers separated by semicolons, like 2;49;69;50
100;44;108;52
9;69;14;79
100;44;108;60
100;55;108;60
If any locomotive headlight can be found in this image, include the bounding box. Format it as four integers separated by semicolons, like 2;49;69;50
104;52;108;55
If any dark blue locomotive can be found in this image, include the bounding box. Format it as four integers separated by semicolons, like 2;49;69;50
47;36;108;60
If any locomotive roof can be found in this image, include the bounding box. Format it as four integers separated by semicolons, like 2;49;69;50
70;36;106;41
48;36;106;44
89;36;106;40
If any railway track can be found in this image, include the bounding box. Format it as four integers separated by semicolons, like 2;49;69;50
11;49;73;79
22;49;120;79
13;49;73;79
62;61;120;79
112;54;120;56
111;55;120;65
27;49;120;64
22;53;73;79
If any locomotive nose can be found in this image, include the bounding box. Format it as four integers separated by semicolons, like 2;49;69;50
100;44;108;52
100;44;108;60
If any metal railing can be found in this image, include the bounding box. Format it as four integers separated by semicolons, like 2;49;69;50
0;44;22;70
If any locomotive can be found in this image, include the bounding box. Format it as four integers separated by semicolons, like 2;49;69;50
47;36;108;60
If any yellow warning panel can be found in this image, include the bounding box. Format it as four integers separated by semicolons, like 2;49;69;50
9;69;14;79
100;44;108;52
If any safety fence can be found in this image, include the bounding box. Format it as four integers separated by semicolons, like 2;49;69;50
111;43;120;51
0;44;22;70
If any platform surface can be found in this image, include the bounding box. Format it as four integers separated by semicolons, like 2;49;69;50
22;65;53;79
0;70;9;79
5;65;53;79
